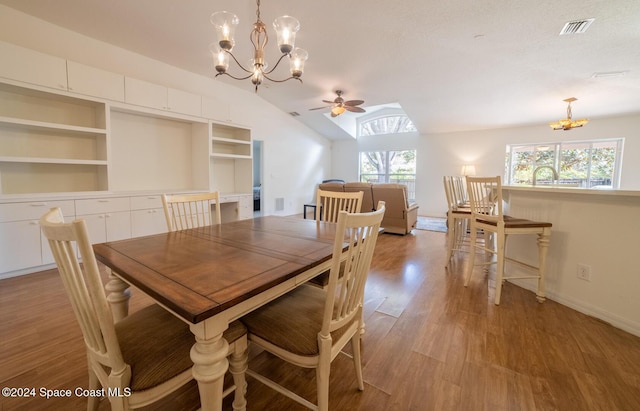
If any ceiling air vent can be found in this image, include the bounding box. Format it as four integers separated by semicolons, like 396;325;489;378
289;111;300;117
559;18;595;35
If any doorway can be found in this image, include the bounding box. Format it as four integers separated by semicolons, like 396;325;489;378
253;140;263;217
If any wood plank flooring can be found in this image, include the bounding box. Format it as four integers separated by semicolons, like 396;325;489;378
2;228;640;410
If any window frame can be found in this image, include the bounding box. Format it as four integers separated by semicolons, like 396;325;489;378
505;138;624;188
357;108;417;138
358;149;417;200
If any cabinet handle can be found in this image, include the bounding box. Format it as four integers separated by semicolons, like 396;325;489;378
30;221;39;225
29;203;47;207
99;200;110;203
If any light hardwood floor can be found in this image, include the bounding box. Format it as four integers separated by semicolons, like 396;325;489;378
2;228;640;410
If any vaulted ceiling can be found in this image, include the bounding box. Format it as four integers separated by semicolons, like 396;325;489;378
2;0;639;140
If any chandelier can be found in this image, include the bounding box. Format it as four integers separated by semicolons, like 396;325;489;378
209;0;308;92
549;97;589;130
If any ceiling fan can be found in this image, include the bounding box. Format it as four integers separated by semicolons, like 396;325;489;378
309;90;366;117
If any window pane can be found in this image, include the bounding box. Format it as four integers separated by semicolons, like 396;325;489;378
359;151;386;183
360;115;416;136
359;150;417;200
506;139;622;188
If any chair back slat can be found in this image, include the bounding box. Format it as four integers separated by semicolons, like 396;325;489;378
322;202;385;335
40;208;126;372
316;189;363;222
162;192;222;231
466;176;502;223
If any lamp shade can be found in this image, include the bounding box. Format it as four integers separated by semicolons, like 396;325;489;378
461;164;476;176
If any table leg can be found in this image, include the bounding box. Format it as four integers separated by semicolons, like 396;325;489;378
190;327;230;411
105;268;131;321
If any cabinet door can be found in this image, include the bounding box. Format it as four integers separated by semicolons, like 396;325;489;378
202;96;231;122
79;211;131;244
0;220;42;273
168;88;201;116
131;208;166;237
125;77;167;110
105;211;132;242
0;41;67;90
67;61;125;101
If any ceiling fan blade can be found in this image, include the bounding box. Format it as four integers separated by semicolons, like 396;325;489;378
322;100;335;104
309;106;331;111
344;100;364;107
345;106;366;113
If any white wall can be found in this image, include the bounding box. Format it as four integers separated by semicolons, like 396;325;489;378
334;114;640;217
0;5;331;217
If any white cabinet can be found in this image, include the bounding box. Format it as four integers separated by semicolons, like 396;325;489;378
130;195;167;237
0;82;109;195
0;41;68;91
67;61;125;102
0;200;74;274
125;77;201;116
168;88;201;117
202;96;231;122
76;197;131;244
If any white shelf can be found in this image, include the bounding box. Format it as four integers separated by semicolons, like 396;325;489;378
0;116;107;135
0;156;108;165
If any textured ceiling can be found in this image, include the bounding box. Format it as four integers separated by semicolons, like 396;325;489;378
1;0;639;140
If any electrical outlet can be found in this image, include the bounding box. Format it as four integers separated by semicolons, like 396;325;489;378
577;263;591;281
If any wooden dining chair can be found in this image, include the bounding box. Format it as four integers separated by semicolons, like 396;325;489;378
464;176;552;305
315;189;363;222
242;203;386;411
40;207;248;411
161;192;222;231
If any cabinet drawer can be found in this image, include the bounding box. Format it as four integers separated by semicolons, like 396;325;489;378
130;195;164;210
76;197;130;215
0;200;75;223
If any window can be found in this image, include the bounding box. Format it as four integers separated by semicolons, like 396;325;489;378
505;139;623;188
359;150;417;200
359;115;416;137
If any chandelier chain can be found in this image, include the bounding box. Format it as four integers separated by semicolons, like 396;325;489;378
256;0;261;22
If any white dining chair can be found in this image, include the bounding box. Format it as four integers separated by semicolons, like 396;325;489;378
40;207;248;410
161;192;222;231
242;204;386;411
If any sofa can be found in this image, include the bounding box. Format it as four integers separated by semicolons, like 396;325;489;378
318;181;419;235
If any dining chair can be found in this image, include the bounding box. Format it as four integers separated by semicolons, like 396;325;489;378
443;176;472;267
161;192;222;231
40;207;248;411
242;203;386;411
315;189;363;222
464;176;552;305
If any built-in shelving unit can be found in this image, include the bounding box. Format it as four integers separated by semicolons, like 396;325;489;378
0;82;108;194
210;123;252;194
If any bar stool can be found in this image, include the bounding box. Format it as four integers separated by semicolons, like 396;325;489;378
443;176;472;267
464;176;552;305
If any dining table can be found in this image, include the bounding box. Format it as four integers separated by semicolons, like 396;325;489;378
93;215;342;411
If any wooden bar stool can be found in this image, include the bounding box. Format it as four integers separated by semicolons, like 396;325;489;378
443;176;472;267
464;176;552;305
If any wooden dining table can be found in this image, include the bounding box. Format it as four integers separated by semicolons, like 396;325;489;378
93;216;342;411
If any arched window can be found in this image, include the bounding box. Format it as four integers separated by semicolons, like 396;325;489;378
359;114;416;137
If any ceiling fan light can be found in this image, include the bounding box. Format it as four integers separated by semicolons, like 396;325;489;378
331;106;346;116
273;15;300;54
